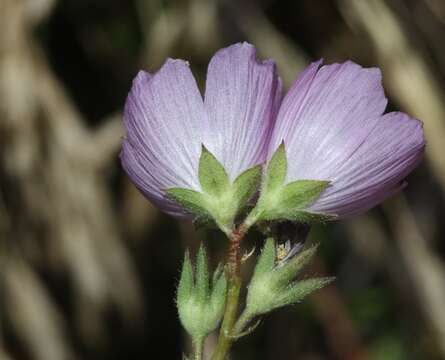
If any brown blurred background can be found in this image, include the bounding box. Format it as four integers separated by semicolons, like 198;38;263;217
1;0;445;359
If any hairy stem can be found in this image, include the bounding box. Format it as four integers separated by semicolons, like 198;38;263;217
211;226;245;360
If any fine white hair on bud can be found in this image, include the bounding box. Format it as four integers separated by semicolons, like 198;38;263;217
176;244;227;340
244;238;333;318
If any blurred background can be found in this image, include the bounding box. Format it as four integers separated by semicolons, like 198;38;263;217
1;0;445;359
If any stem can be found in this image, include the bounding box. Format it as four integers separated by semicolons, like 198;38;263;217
211;226;245;360
212;275;241;360
193;337;204;360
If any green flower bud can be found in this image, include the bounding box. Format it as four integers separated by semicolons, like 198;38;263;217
176;245;227;340
245;238;333;317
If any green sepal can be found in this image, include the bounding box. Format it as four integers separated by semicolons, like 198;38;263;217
245;238;276;315
248;144;335;225
212;263;223;283
233;165;262;209
258;179;330;221
193;216;217;231
177;251;194;306
165;188;210;219
282;211;336;223
195;244;209;303
263;142;286;192
250;238;275;283
280;180;331;210
245;238;333;317
167;147;263;232
199;145;230;196
274;277;334;309
210;267;227;321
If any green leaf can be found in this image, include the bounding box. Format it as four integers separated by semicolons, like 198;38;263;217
198;145;230;196
275;277;335;308
195;244;209;303
251;238;276;282
280;180;330;209
177;251;193;306
263;142;287;192
165;188;209;218
233;165;262;208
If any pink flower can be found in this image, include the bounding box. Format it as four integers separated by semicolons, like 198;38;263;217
121;43;281;217
121;43;424;220
267;60;424;218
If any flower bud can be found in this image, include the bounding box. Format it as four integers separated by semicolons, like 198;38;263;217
245;238;333;317
176;245;227;340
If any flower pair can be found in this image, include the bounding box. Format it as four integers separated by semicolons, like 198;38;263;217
121;42;424;226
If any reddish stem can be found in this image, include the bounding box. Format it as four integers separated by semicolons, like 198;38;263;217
211;224;246;360
228;225;245;278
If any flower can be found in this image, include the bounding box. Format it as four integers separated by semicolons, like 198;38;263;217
121;43;281;218
122;42;424;222
266;60;425;218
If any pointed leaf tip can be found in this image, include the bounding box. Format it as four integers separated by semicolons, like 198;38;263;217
251;238;276;282
199;145;230;196
281;180;330;210
177;251;193;306
165;188;210;218
210;268;227;316
233;164;262;207
212;263;223;284
264;142;287;192
287;210;337;223
274;277;334;309
195;244;210;302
